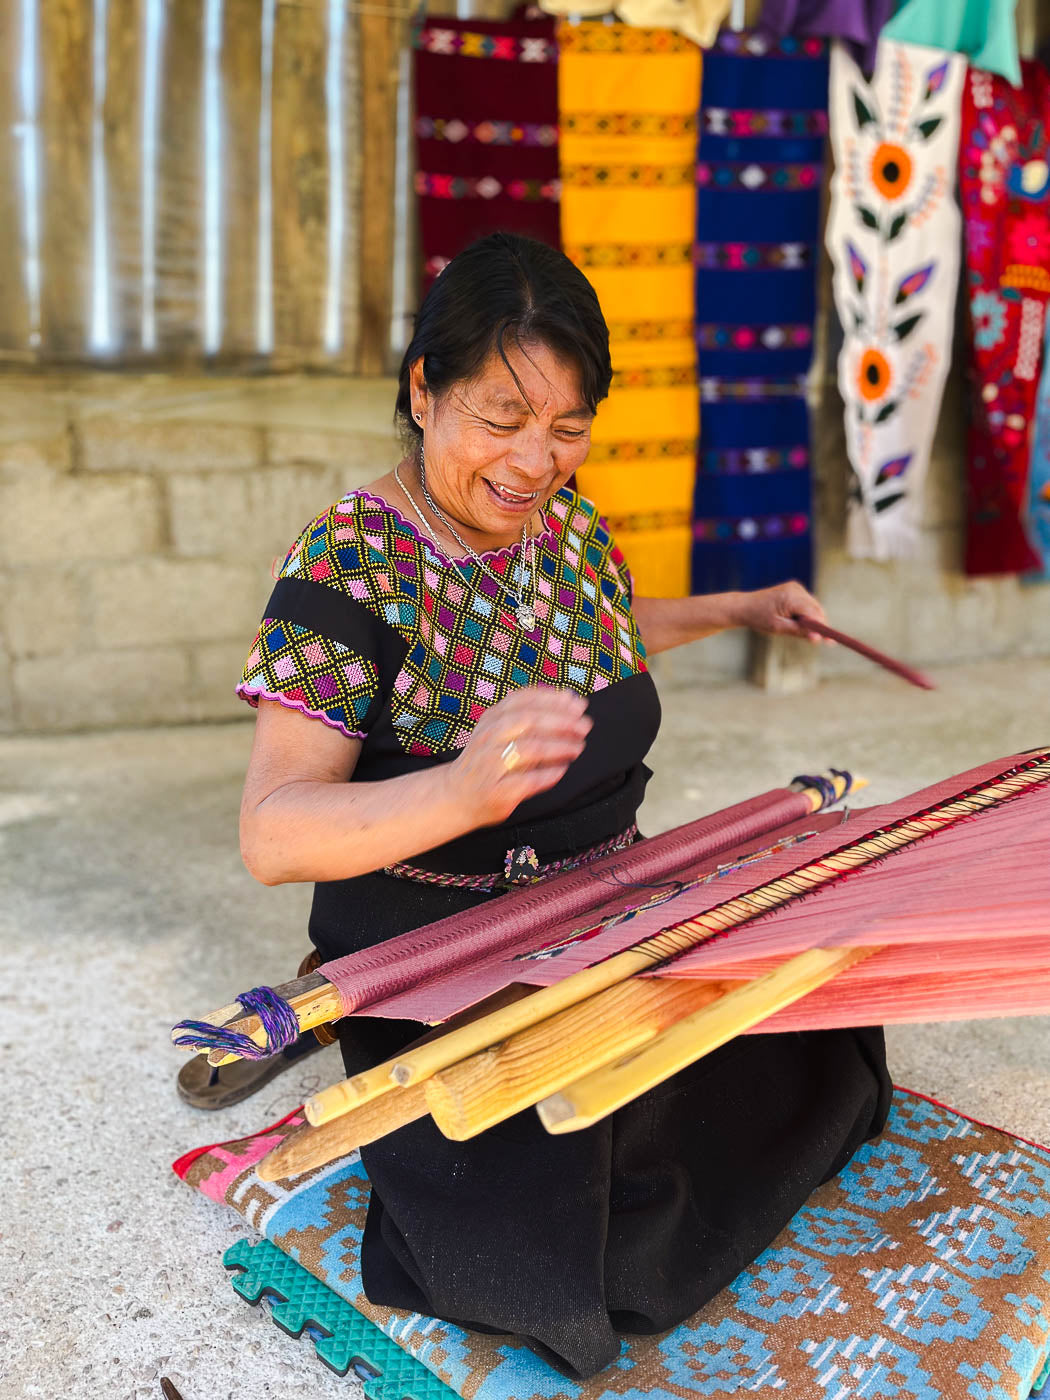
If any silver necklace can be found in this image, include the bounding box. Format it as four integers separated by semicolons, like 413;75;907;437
394;456;539;633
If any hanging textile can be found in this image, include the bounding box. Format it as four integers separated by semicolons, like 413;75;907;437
614;0;731;50
882;0;1021;89
1026;314;1050;581
960;61;1050;577
757;0;890;77
691;30;829;594
558;23;701;597
413;15;560;294
826;39;964;561
539;0;731;50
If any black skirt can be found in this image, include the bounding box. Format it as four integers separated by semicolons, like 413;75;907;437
311;843;891;1380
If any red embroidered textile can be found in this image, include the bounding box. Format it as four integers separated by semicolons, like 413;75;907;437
960;62;1050;576
413;15;560;294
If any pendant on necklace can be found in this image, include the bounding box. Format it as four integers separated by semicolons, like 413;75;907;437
516;604;537;632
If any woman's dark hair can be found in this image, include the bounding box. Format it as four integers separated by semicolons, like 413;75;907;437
395;232;612;442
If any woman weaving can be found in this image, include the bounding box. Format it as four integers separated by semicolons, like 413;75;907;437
227;234;890;1379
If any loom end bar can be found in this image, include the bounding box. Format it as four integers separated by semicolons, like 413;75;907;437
536;1092;575;1128
537;945;878;1135
199;983;345;1067
798;769;868;812
259;1084;429;1180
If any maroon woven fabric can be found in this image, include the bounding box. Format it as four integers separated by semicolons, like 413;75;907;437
319;749;1048;1024
413;14;560;295
318;787;814;1014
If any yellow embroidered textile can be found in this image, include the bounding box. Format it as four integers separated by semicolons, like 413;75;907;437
558;22;702;596
616;0;731;50
540;0;731;50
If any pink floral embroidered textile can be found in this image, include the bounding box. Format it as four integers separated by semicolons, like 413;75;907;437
960;61;1050;577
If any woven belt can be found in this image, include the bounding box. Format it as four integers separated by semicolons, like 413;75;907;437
383;823;639;893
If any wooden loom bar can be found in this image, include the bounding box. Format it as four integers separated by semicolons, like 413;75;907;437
259;955;862;1179
200;975;337;1067
308;946;692;1125
257;1084;429;1183
537;947;876;1133
423;977;734;1141
181;773;856;1069
305;760;1049;1132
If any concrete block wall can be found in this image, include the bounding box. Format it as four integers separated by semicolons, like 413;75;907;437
0;377;398;734
1;363;1049;735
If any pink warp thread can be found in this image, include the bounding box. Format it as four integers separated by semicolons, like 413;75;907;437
321;749;1049;1028
317;787;816;1015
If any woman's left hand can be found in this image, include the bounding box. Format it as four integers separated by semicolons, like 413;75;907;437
733;581;831;642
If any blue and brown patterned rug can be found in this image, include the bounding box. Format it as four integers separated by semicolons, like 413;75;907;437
175;1088;1050;1398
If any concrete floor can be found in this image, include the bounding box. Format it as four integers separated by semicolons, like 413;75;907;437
3;655;1049;1399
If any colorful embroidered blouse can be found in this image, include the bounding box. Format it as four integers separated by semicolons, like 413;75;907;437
238;486;661;832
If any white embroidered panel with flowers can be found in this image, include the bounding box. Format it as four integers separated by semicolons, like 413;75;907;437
826;39;965;560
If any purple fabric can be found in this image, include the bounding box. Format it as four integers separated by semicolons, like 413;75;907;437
758;0;893;74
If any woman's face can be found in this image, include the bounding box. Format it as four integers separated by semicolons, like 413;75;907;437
409;339;595;550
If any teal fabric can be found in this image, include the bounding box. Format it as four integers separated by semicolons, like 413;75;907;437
882;0;1021;87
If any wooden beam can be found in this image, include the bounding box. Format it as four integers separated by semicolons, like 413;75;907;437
103;0;144;359
0;1;34;359
424;978;732;1141
154;0;204;358
538;947;876;1133
39;0;93;359
356;10;403;375
219;0;263;361
258;1083;428;1181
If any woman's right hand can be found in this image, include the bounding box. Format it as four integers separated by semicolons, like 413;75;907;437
452;686;593;825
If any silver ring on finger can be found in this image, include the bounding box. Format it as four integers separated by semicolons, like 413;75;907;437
500;739;522;773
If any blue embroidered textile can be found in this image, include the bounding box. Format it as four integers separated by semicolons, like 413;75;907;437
692;32;829;593
185;1089;1050;1399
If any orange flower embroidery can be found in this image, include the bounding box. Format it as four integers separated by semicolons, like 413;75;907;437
871;143;913;201
858;348;891;401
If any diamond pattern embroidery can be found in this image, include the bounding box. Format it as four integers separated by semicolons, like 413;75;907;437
238;487;646;753
238;621;379;738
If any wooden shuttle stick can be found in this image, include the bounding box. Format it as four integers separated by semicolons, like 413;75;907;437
424;977;733;1141
257;1084;429;1182
538;945;877;1133
305;762;1042;1129
793;615;936;690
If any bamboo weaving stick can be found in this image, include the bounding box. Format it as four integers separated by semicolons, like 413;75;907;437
305;760;1046;1129
175;772;859;1067
538;946;876;1133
